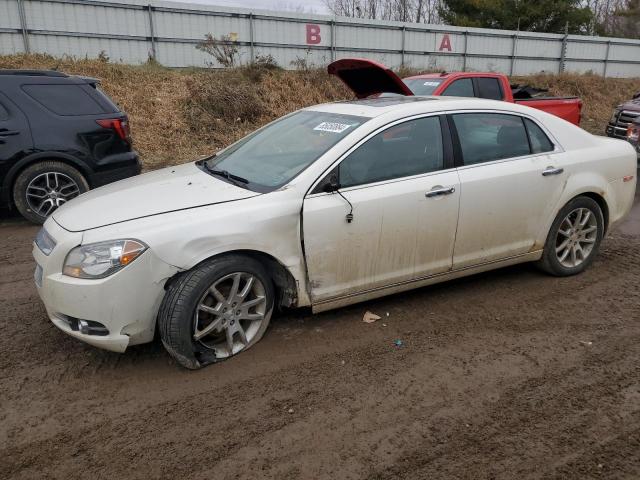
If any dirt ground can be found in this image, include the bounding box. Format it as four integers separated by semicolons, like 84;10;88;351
1;183;639;480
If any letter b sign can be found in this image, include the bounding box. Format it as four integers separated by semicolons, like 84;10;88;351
306;24;321;44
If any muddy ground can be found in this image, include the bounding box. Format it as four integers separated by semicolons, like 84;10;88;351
1;185;639;480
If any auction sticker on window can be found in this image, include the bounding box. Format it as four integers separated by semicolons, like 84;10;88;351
423;81;440;86
313;122;352;133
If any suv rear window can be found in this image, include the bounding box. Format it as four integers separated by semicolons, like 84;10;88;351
22;84;106;116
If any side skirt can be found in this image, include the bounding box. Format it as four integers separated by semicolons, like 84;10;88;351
311;251;543;313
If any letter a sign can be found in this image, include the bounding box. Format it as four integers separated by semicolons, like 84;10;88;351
438;34;453;52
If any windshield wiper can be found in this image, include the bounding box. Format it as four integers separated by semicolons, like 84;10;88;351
203;164;249;185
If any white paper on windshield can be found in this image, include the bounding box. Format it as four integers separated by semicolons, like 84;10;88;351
423;81;440;86
313;122;352;134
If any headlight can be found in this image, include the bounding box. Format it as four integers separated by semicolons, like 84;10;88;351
627;124;639;143
35;228;57;256
63;239;147;279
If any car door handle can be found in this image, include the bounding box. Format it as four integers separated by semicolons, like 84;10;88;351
0;130;20;137
425;186;456;198
542;166;564;176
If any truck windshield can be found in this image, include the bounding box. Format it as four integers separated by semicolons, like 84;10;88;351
203;111;368;192
403;78;444;96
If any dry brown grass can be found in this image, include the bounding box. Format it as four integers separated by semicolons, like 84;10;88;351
1;54;638;172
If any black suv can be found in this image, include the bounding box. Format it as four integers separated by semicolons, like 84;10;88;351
0;70;140;223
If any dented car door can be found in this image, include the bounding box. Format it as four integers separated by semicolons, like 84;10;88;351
303;115;460;303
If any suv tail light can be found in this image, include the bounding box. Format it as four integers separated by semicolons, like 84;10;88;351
96;117;131;143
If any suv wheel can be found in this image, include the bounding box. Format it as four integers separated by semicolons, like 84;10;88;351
13;161;89;224
158;255;274;369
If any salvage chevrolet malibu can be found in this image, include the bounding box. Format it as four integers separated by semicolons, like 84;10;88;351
33;96;637;369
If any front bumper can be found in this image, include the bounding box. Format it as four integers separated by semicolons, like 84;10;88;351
33;219;178;353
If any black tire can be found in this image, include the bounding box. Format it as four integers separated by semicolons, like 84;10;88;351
158;255;275;370
537;196;604;276
12;161;89;224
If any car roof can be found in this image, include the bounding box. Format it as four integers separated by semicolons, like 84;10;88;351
305;96;533;119
0;70;100;85
403;72;503;80
0;69;68;77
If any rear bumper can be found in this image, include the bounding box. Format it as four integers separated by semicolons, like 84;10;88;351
90;151;142;188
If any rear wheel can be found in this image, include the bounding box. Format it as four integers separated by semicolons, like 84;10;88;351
158;255;274;369
537;196;604;276
13;161;89;224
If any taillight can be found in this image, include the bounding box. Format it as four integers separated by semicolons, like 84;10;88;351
96;118;131;143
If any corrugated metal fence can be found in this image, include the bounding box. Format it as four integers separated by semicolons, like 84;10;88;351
2;0;640;77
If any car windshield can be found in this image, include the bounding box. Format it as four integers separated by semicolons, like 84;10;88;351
403;78;444;96
204;111;369;192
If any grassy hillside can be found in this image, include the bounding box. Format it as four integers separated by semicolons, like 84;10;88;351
2;54;638;171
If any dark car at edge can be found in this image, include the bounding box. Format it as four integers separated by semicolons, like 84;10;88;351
0;69;140;223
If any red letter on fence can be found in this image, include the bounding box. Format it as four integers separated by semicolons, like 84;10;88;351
439;34;452;52
306;24;321;44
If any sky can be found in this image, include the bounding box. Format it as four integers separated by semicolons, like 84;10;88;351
169;0;330;14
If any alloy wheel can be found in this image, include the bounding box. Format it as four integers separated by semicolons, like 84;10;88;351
25;172;81;217
193;272;267;359
555;207;598;268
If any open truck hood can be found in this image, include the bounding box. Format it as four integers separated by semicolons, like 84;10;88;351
328;58;413;98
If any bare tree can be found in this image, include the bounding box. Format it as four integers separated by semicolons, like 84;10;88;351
324;0;442;23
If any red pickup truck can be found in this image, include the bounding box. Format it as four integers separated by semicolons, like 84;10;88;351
328;58;583;126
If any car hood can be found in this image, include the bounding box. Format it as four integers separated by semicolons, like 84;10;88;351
52;162;260;232
617;96;640;112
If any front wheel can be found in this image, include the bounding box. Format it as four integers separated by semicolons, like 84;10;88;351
158;255;274;369
537;196;604;276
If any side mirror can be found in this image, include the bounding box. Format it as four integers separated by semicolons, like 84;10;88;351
323;174;341;193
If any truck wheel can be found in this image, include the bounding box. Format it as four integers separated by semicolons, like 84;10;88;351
13;161;89;224
158;255;274;369
537;196;604;276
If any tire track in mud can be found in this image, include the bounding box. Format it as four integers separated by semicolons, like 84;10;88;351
1;222;639;479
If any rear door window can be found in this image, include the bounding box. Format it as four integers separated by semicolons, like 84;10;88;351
442;79;474;97
452;113;531;165
476;77;503;100
22;84;106;116
524;118;554;153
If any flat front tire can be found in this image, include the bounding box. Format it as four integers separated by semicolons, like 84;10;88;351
158;255;274;369
537;196;604;276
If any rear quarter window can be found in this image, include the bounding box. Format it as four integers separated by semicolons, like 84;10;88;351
22;84;106;116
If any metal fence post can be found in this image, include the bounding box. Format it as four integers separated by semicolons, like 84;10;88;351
249;13;255;63
147;4;156;60
462;31;468;71
603;40;611;77
401;25;406;68
559;23;568;73
16;0;30;53
330;20;335;62
510;32;518;76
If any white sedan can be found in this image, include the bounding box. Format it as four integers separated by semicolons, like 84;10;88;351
33;96;636;368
